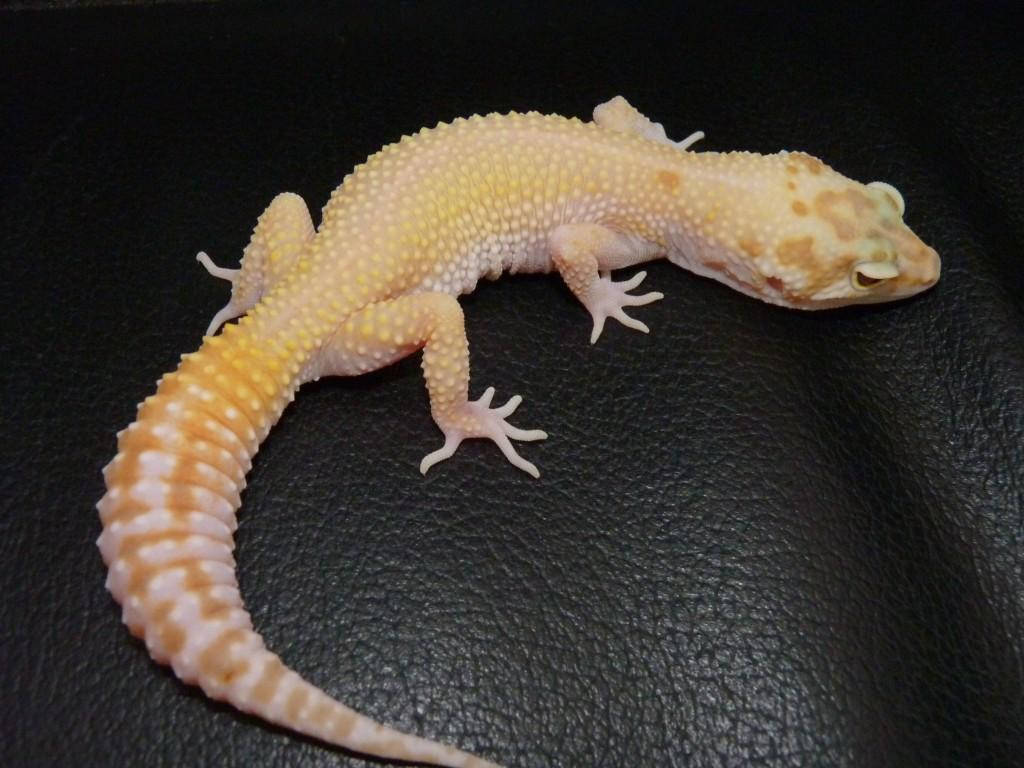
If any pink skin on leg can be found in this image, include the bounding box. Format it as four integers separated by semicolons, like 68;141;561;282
549;223;664;343
314;292;546;477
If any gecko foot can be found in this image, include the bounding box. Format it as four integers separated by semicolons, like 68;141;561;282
587;270;664;344
420;387;547;478
196;251;244;336
197;250;240;282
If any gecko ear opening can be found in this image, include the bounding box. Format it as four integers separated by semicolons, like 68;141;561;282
852;260;900;290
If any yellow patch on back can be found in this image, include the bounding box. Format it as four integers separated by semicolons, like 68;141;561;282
656;170;680;191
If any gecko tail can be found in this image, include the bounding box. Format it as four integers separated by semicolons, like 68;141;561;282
97;322;502;768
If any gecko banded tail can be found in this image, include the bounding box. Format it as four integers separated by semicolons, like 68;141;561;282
96;320;501;768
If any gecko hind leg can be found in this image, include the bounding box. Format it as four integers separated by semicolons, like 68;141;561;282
196;252;242;335
197;192;315;337
315;293;547;478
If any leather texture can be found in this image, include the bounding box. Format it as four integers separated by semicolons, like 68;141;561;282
3;3;1023;767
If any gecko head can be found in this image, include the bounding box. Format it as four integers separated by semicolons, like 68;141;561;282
760;167;941;309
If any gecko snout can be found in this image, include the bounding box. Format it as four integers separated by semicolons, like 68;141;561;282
922;246;941;286
903;243;941;290
888;242;941;299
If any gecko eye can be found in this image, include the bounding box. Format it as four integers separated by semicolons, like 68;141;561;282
851;260;900;290
867;181;906;216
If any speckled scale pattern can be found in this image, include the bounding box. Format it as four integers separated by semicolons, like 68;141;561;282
98;97;939;768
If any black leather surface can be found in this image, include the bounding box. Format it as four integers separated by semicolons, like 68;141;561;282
3;3;1023;767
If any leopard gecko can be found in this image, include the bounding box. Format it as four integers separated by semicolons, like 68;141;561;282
97;96;941;767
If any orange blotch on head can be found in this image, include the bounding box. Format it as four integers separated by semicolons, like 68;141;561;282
792;200;809;216
778;237;860;294
776;236;818;271
813;188;877;241
656;170;680;191
738;238;763;259
792;153;825;175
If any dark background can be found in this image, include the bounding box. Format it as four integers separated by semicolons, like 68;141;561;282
3;3;1023;767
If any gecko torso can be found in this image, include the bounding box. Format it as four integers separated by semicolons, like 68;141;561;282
98;96;940;768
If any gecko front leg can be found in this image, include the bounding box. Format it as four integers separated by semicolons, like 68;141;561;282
316;293;547;477
550;223;665;343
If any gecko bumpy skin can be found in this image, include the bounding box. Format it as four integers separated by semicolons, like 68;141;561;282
98;96;940;767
